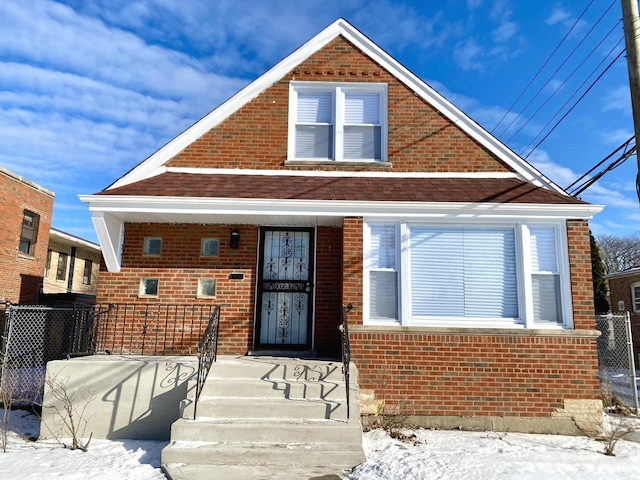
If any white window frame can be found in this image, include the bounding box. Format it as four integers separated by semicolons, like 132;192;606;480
288;81;388;162
363;220;573;329
631;283;640;312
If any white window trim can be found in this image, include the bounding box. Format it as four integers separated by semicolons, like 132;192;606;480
363;219;574;329
288;81;388;162
631;282;640;312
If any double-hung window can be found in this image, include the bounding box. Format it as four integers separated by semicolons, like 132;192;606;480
19;210;40;256
365;221;571;329
289;82;387;162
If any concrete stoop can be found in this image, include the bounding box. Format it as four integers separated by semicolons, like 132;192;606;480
161;356;365;480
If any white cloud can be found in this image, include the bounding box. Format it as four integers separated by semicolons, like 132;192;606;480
546;6;571;26
599;128;634;146
453;38;485;72
602;85;632;114
492;20;518;43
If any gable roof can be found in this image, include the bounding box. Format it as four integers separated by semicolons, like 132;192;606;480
106;18;564;195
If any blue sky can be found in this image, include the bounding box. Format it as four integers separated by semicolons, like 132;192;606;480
0;0;636;243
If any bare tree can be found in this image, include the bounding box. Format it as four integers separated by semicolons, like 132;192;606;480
596;234;640;274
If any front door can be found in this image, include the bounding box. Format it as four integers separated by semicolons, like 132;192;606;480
255;227;315;350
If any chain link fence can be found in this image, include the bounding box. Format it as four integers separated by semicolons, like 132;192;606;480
0;303;95;404
595;313;639;412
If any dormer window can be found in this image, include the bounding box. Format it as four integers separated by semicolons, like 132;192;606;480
288;82;387;162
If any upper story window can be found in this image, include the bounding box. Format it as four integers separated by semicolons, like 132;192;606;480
83;260;92;285
288;82;387;162
143;237;162;255
19;210;40;256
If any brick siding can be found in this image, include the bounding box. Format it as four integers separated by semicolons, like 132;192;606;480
97;223;344;356
0;169;53;304
167;36;510;174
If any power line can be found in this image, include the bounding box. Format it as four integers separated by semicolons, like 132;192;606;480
565;135;635;192
491;0;596;134
497;0;617;140
523;45;626;158
504;21;622;144
567;140;636;196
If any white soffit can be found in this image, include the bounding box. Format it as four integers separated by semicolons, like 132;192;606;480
106;19;566;195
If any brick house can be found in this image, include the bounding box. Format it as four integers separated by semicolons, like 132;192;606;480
80;19;604;429
606;267;640;368
0;166;54;304
42;228;101;301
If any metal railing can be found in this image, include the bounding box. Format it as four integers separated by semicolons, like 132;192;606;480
194;305;221;419
93;303;217;355
339;303;353;420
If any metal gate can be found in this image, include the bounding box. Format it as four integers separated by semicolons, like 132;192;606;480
595;313;639;412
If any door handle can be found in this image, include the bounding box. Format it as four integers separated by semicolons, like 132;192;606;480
305;282;311;292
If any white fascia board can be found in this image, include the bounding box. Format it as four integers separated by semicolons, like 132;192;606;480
91;212;124;273
80;195;604;221
107;18;564;195
50;228;101;251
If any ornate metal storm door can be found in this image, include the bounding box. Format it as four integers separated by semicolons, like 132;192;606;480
256;227;315;350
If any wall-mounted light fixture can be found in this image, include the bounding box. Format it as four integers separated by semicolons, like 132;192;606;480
230;229;240;249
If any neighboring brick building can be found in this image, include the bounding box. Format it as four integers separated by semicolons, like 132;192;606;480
81;19;604;432
0;167;54;304
606;267;640;368
42;228;101;300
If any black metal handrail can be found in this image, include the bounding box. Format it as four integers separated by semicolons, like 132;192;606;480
339;303;353;420
194;305;221;419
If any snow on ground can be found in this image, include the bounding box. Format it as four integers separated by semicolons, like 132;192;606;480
0;407;166;480
0;407;638;480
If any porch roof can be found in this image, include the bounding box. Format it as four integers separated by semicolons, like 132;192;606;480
98;172;584;205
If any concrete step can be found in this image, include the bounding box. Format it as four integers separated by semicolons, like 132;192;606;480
163;462;352;480
161;440;365;468
199;377;346;401
186;396;344;420
170;417;363;444
208;356;349;383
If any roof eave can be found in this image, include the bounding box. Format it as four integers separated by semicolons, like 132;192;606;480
79;194;603;220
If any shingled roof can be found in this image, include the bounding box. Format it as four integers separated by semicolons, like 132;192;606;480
99;172;586;205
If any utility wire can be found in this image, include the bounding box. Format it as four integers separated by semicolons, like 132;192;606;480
567;142;636;196
523;45;625;159
491;0;596;134
504;20;622;144
497;0;617;139
566;135;635;191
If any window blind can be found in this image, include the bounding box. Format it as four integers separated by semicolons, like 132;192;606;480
409;226;518;319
